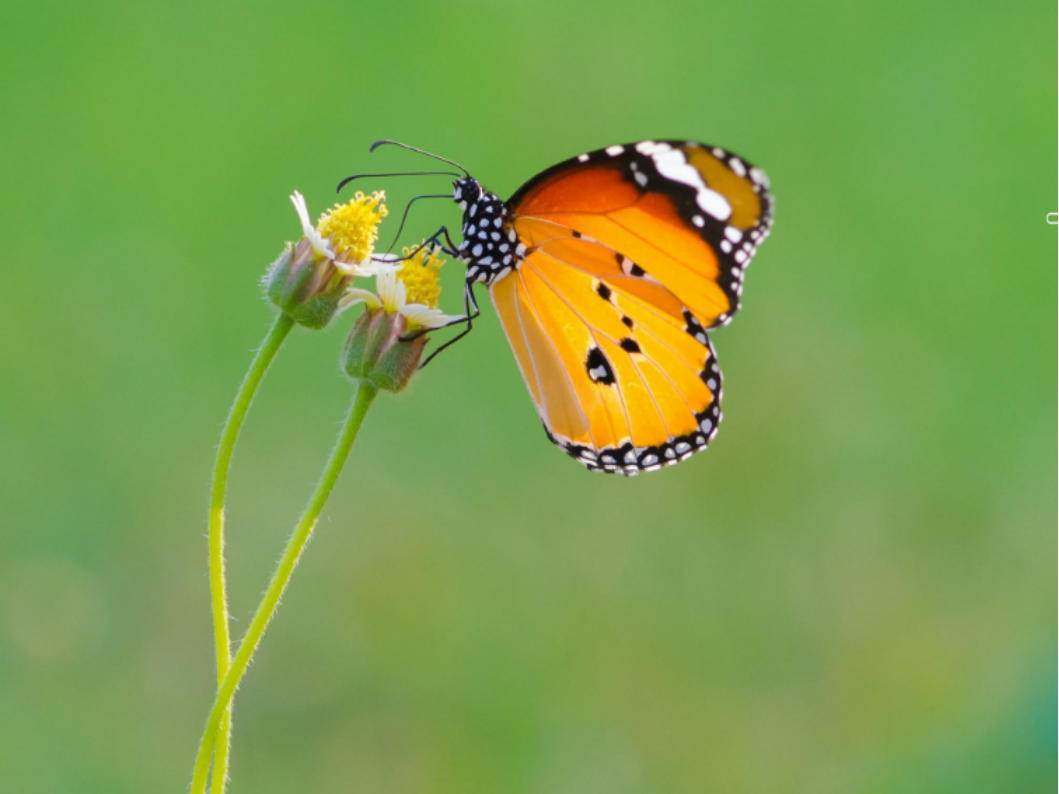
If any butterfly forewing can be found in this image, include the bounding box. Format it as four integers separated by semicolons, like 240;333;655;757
507;140;773;328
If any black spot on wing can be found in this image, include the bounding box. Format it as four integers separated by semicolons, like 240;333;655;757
585;346;615;385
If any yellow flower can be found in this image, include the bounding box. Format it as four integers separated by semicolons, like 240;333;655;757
397;244;444;308
267;190;397;329
317;192;389;270
339;243;462;332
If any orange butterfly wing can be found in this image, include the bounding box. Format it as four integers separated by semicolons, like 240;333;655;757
486;141;772;474
507;140;773;328
490;218;722;473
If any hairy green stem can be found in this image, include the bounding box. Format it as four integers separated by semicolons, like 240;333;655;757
190;380;379;794
206;311;295;794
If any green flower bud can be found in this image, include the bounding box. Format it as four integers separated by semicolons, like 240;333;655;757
263;240;344;330
341;308;427;393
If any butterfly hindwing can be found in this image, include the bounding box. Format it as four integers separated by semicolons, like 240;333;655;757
490;236;722;475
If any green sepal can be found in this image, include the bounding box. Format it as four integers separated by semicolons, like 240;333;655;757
263;242;342;330
342;309;425;393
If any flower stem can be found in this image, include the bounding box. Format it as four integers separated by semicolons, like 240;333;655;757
190;380;379;794
206;310;295;794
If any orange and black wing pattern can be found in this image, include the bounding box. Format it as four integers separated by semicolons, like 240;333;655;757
480;140;773;474
506;140;773;328
490;218;723;474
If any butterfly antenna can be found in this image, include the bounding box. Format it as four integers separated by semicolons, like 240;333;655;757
336;171;463;193
370;140;470;177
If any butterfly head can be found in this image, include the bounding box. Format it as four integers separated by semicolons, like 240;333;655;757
452;177;483;211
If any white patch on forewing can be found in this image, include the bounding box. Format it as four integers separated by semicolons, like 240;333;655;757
635;140;669;155
577;153;590;163
650;146;733;222
606;145;625;156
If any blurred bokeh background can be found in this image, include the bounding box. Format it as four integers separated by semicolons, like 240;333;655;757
0;1;1055;792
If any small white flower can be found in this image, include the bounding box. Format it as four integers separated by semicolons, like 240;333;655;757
290;191;335;260
338;261;464;332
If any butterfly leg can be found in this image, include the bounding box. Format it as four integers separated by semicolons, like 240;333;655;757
416;283;480;369
374;226;461;265
413;226;460;258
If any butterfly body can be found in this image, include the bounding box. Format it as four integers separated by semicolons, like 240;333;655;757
453;178;524;285
447;140;773;475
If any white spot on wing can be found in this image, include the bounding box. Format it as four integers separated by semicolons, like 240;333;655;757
651;148;732;222
696;189;733;221
636;140;671;156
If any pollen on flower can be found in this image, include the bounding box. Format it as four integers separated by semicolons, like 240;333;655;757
397;244;445;309
317;191;388;264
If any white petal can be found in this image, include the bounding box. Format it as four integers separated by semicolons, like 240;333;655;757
338;288;382;311
307;228;335;259
291;191;335;259
290;191;313;237
355;259;402;276
334;258;394;277
390;279;407;314
400;304;464;329
375;269;406;313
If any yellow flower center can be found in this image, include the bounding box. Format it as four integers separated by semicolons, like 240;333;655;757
397;244;445;309
316;191;388;264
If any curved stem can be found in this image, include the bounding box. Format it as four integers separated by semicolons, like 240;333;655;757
206;311;295;793
190;380;379;794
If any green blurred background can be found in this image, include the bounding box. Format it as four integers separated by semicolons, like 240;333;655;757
0;1;1055;792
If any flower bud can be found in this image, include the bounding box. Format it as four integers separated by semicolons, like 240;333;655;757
264;239;345;329
341;308;427;393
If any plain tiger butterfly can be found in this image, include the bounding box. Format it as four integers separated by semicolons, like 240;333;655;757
359;140;774;475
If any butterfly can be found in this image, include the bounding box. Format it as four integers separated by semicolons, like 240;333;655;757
362;140;774;475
